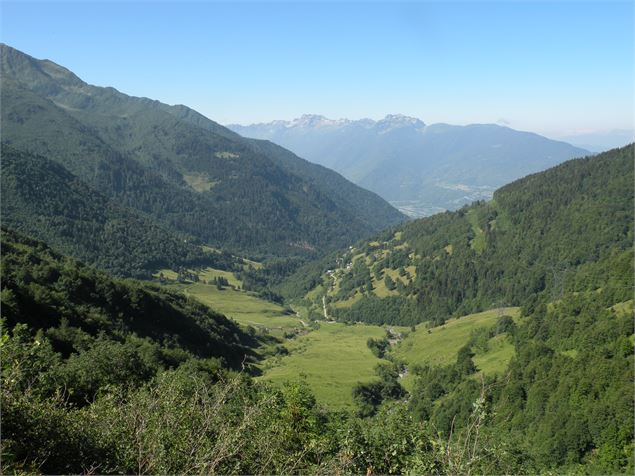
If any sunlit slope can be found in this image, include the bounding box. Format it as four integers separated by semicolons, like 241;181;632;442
258;322;389;409
281;145;634;328
394;308;519;368
155;266;305;338
0;43;405;260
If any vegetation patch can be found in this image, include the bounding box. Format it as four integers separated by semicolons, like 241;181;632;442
466;208;487;253
172;282;301;334
183;173;219;192
259;322;388;408
393;308;520;370
472;333;515;375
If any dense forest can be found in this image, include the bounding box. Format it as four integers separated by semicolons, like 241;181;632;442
0;229;258;369
405;290;634;473
0;44;405;261
0;147;238;278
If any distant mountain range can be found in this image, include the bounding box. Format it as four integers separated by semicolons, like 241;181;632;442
0;44;405;274
230;115;590;217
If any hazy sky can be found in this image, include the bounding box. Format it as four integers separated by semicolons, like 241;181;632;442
2;1;633;138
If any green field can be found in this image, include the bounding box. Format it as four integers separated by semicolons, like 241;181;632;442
167;282;304;336
467;209;487;253
259;322;389;409
196;267;243;288
154;266;302;334
393;307;520;388
473;333;515;374
167;276;402;408
160;267;521;409
373;267;408;298
155;266;243;288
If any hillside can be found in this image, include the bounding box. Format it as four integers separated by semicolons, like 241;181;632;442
0;228;257;371
2;137;632;476
0;44;405;260
402;290;633;473
266;145;634;472
0;147;235;278
230;115;589;216
282;145;634;326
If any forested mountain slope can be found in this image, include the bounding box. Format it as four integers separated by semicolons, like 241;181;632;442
283;145;634;326
272;144;634;473
0;147;233;278
400;289;634;474
0;44;405;259
1;151;632;474
0;228;257;371
231;115;588;216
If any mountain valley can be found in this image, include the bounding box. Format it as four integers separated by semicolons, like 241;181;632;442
1;41;633;476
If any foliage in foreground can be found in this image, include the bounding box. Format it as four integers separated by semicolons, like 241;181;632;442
0;228;258;376
1;323;526;475
3;293;631;474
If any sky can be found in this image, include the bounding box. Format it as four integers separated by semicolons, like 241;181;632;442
2;1;633;143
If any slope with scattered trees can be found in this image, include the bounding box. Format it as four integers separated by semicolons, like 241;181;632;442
284;145;633;326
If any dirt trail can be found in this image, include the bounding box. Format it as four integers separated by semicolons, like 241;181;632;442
322;295;329;319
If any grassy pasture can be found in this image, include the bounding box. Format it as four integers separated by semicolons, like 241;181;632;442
155;268;296;335
372;267;408;298
155;266;243;288
186;283;299;330
611;299;633;317
196;267;243;288
160;262;522;410
394;307;519;367
466;209;487;253
394;307;520;389
162;281;303;338
154;268;179;280
259;322;388;409
183;173;218;192
473;333;515;375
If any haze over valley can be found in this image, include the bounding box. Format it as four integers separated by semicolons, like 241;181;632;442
231;115;589;216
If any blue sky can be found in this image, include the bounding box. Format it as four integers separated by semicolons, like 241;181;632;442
2;1;633;139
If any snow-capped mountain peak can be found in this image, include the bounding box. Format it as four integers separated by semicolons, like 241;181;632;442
287;114;351;128
376;114;426;132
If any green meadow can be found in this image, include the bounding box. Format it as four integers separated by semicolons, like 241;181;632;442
157;267;303;336
258;321;388;409
160;265;523;409
473;333;516;374
611;299;634;317
393;307;519;367
155;266;243;288
160;272;395;408
394;307;520;389
196;267;243;288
